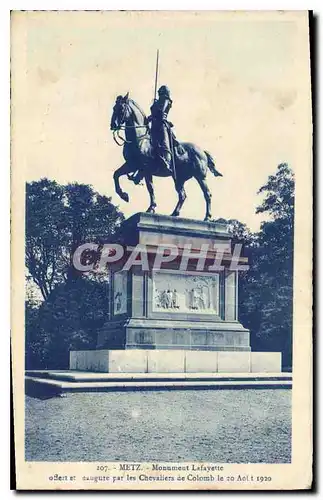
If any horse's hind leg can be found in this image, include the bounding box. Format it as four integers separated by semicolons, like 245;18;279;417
196;176;212;221
171;180;187;217
145;174;157;213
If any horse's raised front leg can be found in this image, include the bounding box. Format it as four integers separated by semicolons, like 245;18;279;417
145;174;157;213
196;176;212;221
171;180;187;217
113;163;134;203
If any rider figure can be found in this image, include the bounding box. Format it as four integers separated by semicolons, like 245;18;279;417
149;85;173;174
131;85;175;185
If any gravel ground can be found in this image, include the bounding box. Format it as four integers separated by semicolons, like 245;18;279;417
25;390;291;463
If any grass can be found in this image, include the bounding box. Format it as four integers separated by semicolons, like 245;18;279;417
25;389;291;463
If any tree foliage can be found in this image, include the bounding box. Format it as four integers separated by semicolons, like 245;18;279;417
214;218;255;248
215;164;294;368
26;179;124;299
26;179;68;300
25;278;109;369
251;164;294;366
256;162;294;222
25;179;124;368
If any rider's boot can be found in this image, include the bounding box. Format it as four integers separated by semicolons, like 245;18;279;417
131;170;145;185
159;151;173;175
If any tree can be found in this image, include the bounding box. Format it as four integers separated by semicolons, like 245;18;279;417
248;163;294;367
215;164;294;369
25;277;49;369
34;277;109;369
26;179;68;300
256;163;294;223
213;218;255;248
25;179;125;368
26;179;124;299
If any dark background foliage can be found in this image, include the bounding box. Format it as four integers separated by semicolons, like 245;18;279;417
25;180;124;369
215;163;294;368
25;164;294;370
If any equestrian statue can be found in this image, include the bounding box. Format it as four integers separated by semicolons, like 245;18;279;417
110;53;222;221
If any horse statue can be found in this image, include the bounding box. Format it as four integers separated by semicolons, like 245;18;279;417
110;93;222;221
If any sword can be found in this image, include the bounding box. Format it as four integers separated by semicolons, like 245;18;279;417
169;129;177;183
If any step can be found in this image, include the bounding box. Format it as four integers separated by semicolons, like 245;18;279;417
25;370;292;383
25;374;292;397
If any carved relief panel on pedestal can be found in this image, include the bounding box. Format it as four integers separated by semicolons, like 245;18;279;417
113;271;128;315
152;271;219;315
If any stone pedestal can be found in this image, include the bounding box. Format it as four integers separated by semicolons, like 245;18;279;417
96;212;250;351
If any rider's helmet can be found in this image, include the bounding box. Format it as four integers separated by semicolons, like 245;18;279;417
158;85;171;97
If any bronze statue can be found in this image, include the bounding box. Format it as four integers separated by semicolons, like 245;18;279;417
110;92;222;221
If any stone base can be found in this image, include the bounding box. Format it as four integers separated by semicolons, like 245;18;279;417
97;319;250;351
69;349;282;374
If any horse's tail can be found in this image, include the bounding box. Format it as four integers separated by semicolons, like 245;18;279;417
204;151;223;177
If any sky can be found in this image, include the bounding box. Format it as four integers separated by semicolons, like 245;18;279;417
11;11;311;231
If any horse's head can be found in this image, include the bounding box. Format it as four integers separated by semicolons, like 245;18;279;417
110;93;129;130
